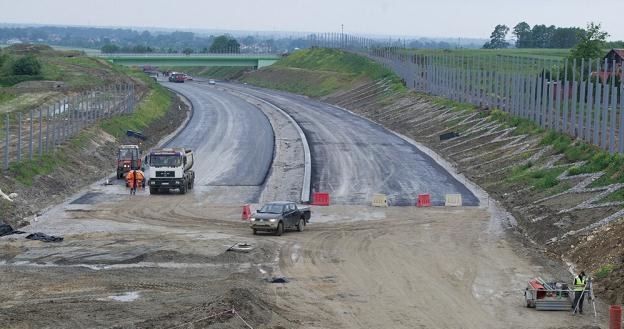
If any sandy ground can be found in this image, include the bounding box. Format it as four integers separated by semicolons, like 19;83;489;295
0;197;605;328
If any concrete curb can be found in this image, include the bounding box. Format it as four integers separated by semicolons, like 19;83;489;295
225;88;312;203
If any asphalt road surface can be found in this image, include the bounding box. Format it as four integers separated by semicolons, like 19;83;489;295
224;83;478;206
163;82;274;188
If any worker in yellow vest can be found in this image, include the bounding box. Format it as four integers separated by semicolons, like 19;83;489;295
572;271;587;314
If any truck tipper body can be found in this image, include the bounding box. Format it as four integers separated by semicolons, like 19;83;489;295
147;148;195;194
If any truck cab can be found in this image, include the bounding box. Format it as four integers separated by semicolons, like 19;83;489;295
116;145;141;179
146;148;195;194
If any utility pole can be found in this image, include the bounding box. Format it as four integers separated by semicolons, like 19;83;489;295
341;24;344;48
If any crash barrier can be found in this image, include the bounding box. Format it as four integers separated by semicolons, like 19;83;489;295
312;192;330;206
241;204;251;220
610;305;622;329
371;193;388;207
445;194;463;207
417;194;431;207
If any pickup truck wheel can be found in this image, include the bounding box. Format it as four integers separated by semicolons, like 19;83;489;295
149;187;157;195
297;219;305;232
275;222;283;236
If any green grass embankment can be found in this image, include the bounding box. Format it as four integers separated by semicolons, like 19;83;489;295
242;48;405;97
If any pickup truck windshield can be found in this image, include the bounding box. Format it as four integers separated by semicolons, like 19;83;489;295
258;204;285;214
150;155;182;167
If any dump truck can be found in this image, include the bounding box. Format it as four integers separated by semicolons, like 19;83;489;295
146;148;195;194
116;145;141;179
250;201;311;236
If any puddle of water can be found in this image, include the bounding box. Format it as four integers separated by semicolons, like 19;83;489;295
108;291;140;302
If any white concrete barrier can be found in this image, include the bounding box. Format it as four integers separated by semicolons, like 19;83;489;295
372;193;389;207
445;194;462;207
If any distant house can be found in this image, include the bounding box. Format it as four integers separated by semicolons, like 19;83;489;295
592;49;624;82
604;49;624;74
604;49;624;66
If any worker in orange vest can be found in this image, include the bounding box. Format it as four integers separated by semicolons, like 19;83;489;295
126;170;144;195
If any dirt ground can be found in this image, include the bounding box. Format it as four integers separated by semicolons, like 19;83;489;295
0;194;606;328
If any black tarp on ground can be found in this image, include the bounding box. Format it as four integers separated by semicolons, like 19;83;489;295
25;232;63;242
0;223;25;237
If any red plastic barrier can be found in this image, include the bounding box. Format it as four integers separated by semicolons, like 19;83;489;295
417;194;431;207
312;192;330;206
610;305;622;329
241;204;251;220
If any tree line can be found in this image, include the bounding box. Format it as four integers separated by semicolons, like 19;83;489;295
483;22;622;50
0;26;314;54
101;35;242;54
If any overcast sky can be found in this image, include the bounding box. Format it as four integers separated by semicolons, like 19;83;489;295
0;0;622;40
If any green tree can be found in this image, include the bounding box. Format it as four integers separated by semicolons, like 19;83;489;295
182;48;193;55
550;27;584;48
531;24;556;48
12;55;41;75
513;22;532;48
569;22;609;60
483;25;510;49
209;35;241;53
101;43;120;53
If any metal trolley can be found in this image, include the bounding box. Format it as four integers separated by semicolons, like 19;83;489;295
524;279;573;311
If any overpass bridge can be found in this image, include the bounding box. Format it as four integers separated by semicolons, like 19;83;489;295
100;53;281;68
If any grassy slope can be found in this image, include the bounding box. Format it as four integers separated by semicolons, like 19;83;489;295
0;46;128;113
242;48;405;97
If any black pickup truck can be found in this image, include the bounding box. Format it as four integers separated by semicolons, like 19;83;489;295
250;201;311;236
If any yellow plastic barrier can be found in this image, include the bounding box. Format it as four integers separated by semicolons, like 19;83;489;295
371;193;389;207
445;194;463;207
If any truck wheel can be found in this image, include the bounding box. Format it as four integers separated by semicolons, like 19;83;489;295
117;172;122;179
275;222;283;236
180;184;187;195
253;229;258;235
297;219;305;232
149;187;157;195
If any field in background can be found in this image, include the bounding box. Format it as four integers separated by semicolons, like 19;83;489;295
407;48;571;60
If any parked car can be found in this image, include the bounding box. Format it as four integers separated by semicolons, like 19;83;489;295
208;79;216;85
250;201;311;236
